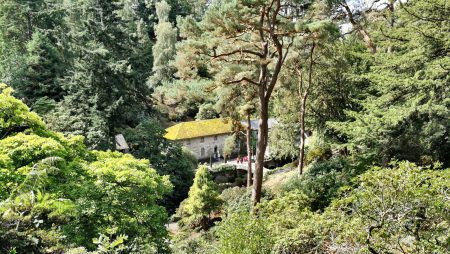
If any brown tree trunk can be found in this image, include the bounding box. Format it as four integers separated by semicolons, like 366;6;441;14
251;1;287;206
341;0;376;54
297;42;315;175
387;0;395;53
252;35;269;206
246;114;252;187
26;11;33;41
297;96;307;175
252;99;268;206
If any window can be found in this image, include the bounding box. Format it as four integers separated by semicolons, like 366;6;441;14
200;137;205;143
201;147;205;157
214;135;218;141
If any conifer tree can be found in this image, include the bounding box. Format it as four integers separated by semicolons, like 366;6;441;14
148;0;177;87
285;21;339;175
47;0;153;149
20;32;65;104
329;0;450;166
177;0;316;205
0;0;67;103
176;165;222;230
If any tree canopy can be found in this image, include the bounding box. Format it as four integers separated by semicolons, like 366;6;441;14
0;84;172;253
1;0;449;253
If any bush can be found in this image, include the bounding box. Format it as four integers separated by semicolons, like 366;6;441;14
121;118;196;214
274;162;450;253
305;146;332;164
171;230;216;254
0;86;172;253
323;161;450;253
281;156;364;211
220;187;251;213
304;134;332;163
271;213;330;254
211;164;236;173
215;212;274;254
257;190;312;235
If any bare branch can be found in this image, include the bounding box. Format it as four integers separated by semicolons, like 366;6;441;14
209;48;264;58
225;77;260;86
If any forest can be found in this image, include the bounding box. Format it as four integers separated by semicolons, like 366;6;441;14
0;0;449;253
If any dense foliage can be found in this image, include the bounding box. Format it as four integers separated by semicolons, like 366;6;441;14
328;0;450;166
175;165;222;230
121;118;196;213
1;0;449;253
0;85;172;253
213;162;449;254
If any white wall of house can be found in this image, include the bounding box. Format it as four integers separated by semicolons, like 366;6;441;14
178;134;229;160
177;130;277;160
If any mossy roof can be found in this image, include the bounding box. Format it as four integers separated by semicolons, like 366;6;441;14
164;118;234;140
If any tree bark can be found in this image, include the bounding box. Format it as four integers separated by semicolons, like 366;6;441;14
26;11;33;41
246;114;252;187
252;0;287;206
341;0;376;54
297;94;307;175
387;0;395;53
297;42;315;175
252;98;268;206
296;63;305;175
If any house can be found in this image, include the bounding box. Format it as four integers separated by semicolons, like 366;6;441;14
164;118;280;161
164;118;235;160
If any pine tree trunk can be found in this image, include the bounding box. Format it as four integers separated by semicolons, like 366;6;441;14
297;42;315;175
26;11;33;41
252;99;268;206
297;96;307;175
251;2;286;206
341;0;376;54
246;114;252;187
387;0;395;53
360;29;377;54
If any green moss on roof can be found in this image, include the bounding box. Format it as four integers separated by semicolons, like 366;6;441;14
164;118;234;140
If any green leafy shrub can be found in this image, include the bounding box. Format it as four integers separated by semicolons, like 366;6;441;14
210;164;236;173
220;187;251;213
304;134;332;163
121;118;196;214
305;146;332;165
215;212;274;254
0;85;173;253
263;191;329;253
0;133;67;168
215;191;312;254
257;191;311;235
0;83;48;138
327;161;450;253
281;157;364;210
171;230;216;254
273;162;450;253
271;212;331;254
